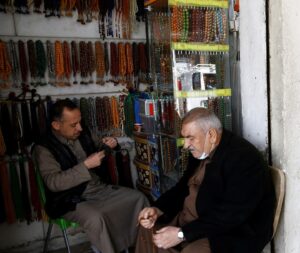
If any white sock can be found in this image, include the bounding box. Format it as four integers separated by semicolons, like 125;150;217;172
91;244;101;253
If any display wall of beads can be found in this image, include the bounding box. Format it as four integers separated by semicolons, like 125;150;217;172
0;0;146;39
0;91;130;159
148;11;172;92
0;39;149;90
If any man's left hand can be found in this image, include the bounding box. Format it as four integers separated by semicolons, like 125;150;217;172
153;226;183;249
102;137;118;149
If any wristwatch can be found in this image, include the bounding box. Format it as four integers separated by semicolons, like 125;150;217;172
177;229;185;240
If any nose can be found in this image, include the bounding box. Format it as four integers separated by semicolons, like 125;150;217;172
183;139;190;150
76;123;82;132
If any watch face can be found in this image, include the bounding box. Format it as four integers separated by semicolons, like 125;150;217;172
178;231;184;239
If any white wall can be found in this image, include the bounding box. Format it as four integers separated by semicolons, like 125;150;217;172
0;11;146;251
269;0;300;252
239;0;269;153
239;1;271;252
241;0;300;252
0;12;146;98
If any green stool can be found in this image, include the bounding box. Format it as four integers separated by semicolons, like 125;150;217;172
35;166;79;253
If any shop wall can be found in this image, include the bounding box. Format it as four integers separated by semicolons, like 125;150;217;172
0;11;146;251
0;12;146;98
239;0;269;153
270;0;300;252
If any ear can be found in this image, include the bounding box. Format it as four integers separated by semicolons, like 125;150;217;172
208;128;218;144
51;121;61;131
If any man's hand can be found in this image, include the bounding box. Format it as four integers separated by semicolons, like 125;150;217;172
84;151;105;169
102;137;118;149
138;207;163;229
153;226;182;249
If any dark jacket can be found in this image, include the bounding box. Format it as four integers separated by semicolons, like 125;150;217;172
154;129;275;253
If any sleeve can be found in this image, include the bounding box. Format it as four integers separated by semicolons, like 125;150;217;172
34;145;92;192
153;156;200;221
153;178;189;222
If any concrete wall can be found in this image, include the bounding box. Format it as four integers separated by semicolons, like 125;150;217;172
239;0;268;153
269;0;300;252
241;0;300;251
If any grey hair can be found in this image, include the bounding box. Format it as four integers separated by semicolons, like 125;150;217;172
182;107;223;133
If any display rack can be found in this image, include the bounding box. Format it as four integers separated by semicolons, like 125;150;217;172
132;0;233;200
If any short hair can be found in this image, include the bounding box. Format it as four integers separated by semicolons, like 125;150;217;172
182;107;223;133
49;99;78;122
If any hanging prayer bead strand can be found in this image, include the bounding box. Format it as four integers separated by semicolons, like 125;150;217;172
27;40;37;86
18;40;28;84
138;43;148;83
110;42;118;84
211;8;217;42
71;41;79;84
76;0;85;24
104;42;110;75
0;41;12;89
33;0;42;13
60;0;68;16
35;40;47;86
90;0;99;20
0;126;6;157
177;7;184;42
79;41;88;84
63;41;72;86
118;94;126;136
125;42;133;87
54;40;65;86
171;6;179;42
104;96;113;132
221;9;227;43
111;96;120;132
87;41;95;83
46;40;55;85
122;0;131;39
65;0;76;16
95;41;105;85
8;40;20;88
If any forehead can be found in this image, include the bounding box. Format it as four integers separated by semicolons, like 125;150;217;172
61;108;81;122
181;121;203;136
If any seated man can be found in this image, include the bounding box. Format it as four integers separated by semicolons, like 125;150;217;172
34;99;149;253
136;107;275;253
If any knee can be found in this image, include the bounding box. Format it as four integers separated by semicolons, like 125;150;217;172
80;211;105;231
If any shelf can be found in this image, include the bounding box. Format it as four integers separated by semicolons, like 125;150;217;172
171;42;229;52
174;88;231;98
168;0;228;8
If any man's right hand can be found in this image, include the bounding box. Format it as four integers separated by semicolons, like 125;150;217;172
138;207;163;229
83;151;105;169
